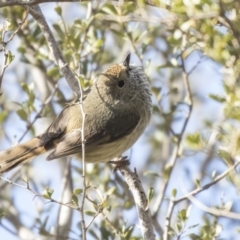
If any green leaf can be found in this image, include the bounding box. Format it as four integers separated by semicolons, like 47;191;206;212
195;179;201;188
179;209;187;222
85;210;95;216
101;4;118;15
143;171;160;178
42;186;54;199
54;6;62;16
209;94;226;103
73;188;82;195
172;188;177;197
47;67;60;78
186;133;200;148
106;187;116;196
218;149;234;166
52;23;64;38
72;194;79;207
188;223;199;229
21;82;30;95
17;109;28;121
6;50;15;65
0;209;5;219
18;46;26;54
147;187;154;203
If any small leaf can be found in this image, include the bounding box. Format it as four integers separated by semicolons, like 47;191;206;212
186;133;200;146
47;67;59;78
209;94;226;103
52;23;64;38
85;210;95;216
143;171;160;178
101;4;118;15
179;209;187;221
6;50;15;65
21;82;30;95
72;194;79;207
195;179;201;188
188;223;199;229
172;188;177;197
73;188;82;195
0;209;5;219
106;187;116;196
42;186;54;199
224;201;233;211
218;149;234;166
54;6;62;16
148;187;154;204
17;109;28;121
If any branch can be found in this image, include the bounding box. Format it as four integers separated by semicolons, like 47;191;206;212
163;160;240;240
0;175;81;212
187;193;240;220
118;162;156;240
0;0;155;8
28;5;81;97
175;160;240;204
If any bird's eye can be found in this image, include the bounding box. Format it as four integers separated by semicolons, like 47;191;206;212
118;80;125;88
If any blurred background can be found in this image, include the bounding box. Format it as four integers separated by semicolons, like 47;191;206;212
0;1;240;239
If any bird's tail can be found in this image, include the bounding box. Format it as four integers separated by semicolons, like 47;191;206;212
0;137;46;173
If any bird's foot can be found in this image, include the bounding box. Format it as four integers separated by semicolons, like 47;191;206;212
109;156;130;172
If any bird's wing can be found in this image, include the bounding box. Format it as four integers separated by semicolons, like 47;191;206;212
46;111;140;160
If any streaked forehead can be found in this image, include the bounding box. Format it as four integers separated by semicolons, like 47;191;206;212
104;64;125;77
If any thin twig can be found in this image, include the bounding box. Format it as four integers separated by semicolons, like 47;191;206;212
0;50;10;95
101;211;124;237
186;194;240;220
175;160;240;204
0;175;81;212
85;207;102;230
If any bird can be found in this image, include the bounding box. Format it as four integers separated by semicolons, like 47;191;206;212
0;54;152;173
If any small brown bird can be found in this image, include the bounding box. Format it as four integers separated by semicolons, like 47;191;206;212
0;54;152;173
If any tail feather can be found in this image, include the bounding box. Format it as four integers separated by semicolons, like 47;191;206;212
0;137;46;173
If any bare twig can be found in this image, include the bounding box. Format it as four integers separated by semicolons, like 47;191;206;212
101;211;124;237
0;175;81;211
118;163;155;240
175;160;240;204
85;207;102;230
0;50;10;95
79;93;86;240
187;193;240;220
162;160;240;240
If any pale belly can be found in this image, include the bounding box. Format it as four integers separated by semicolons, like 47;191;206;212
76;118;147;163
